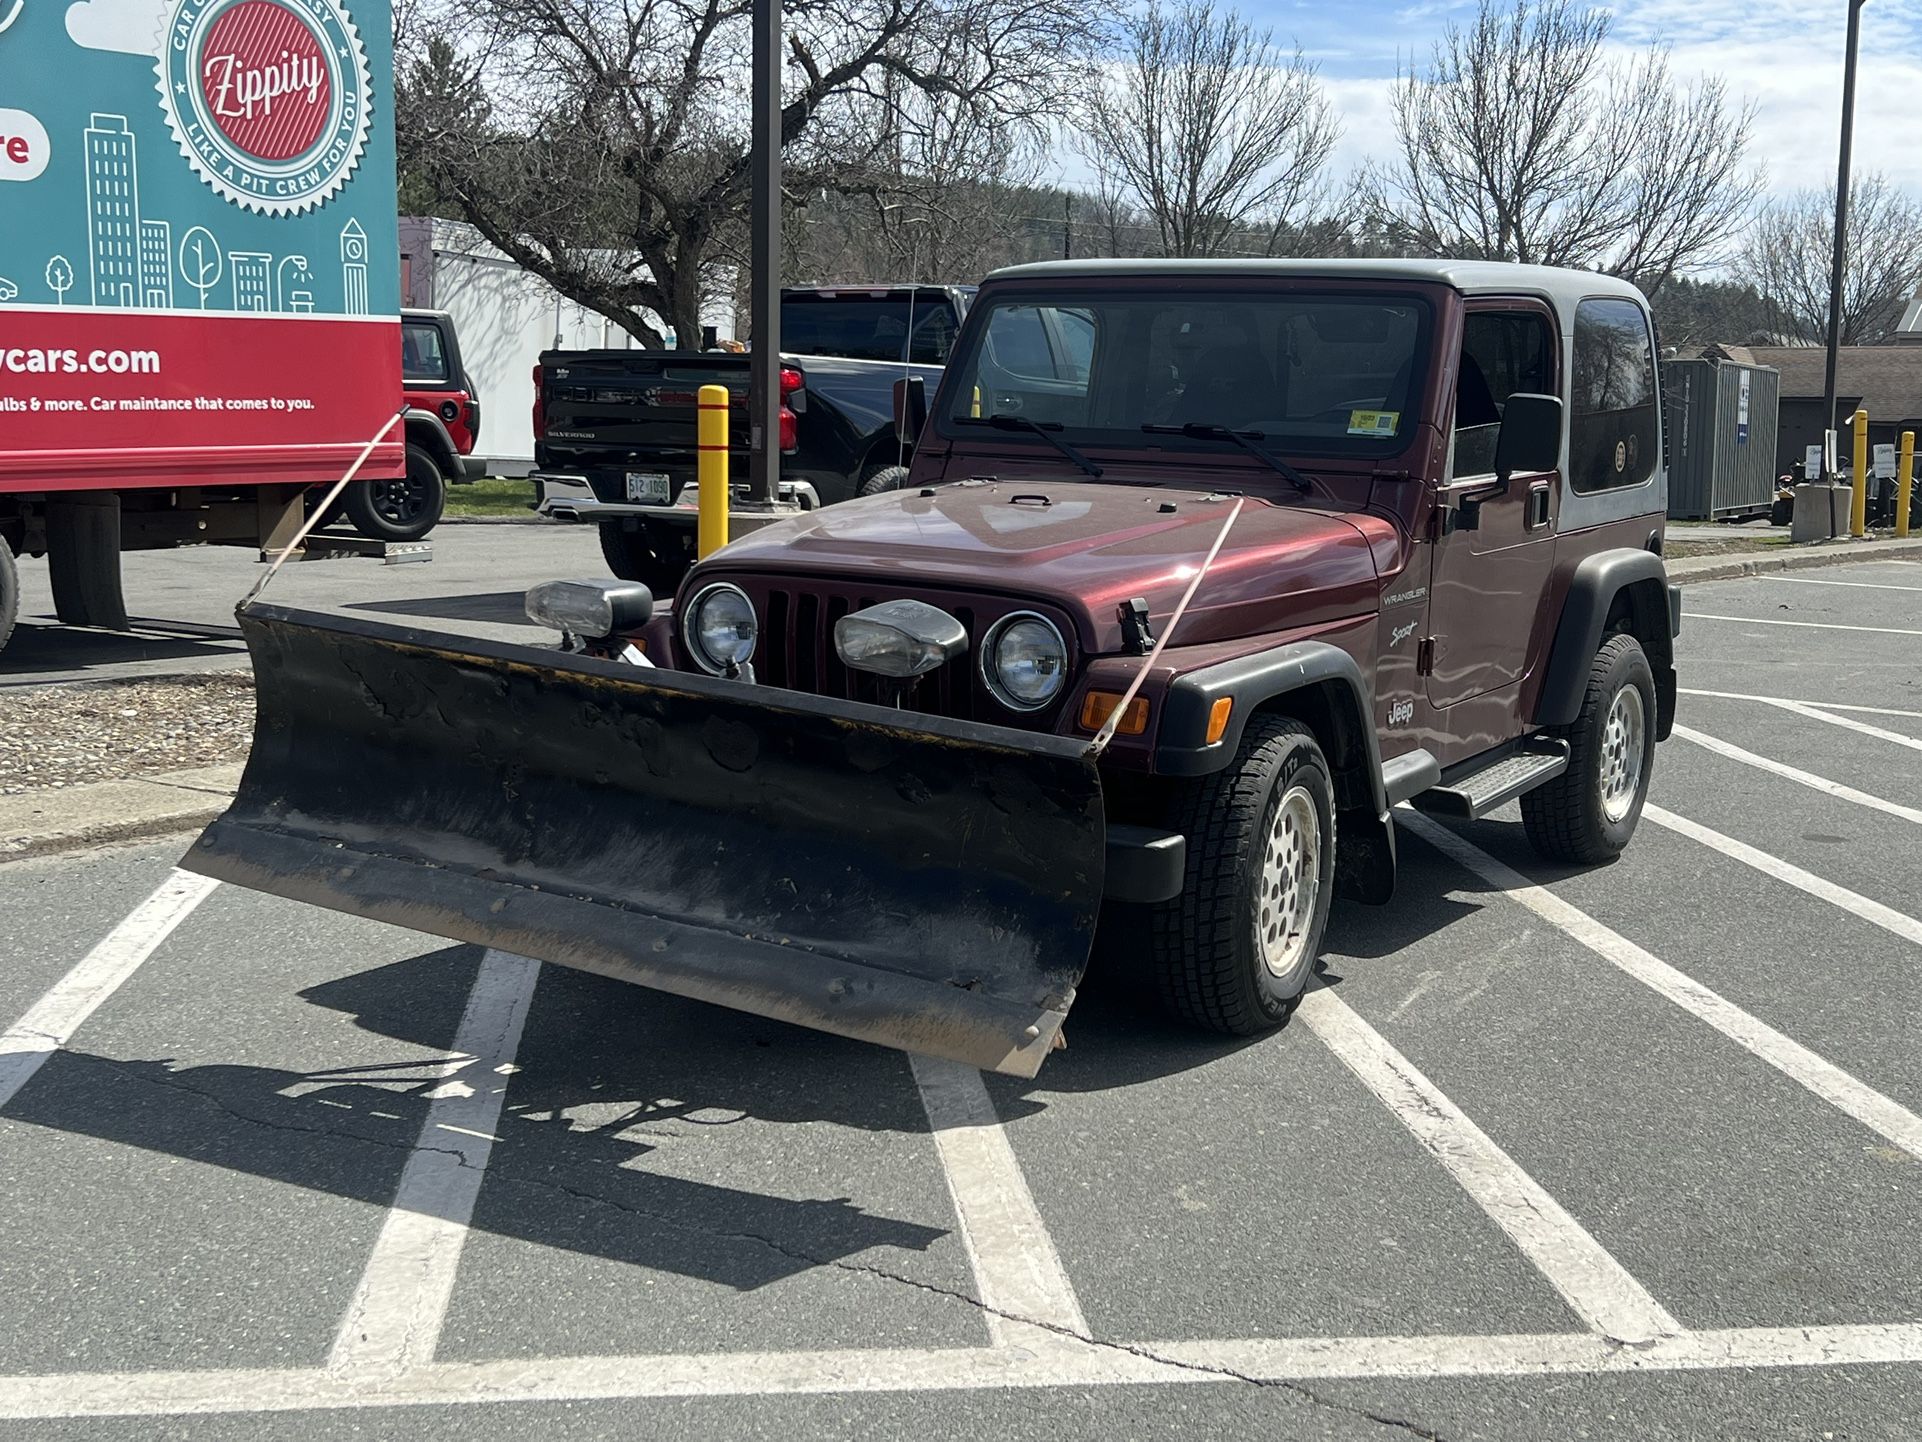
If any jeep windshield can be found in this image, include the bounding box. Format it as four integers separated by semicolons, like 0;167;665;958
938;290;1431;463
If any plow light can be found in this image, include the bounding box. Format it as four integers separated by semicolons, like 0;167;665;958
524;578;654;641
835;599;968;678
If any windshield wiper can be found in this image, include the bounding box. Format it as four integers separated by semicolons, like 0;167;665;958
955;414;1103;478
1142;422;1312;494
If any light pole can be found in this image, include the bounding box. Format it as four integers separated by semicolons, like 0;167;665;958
746;0;782;509
1820;0;1868;480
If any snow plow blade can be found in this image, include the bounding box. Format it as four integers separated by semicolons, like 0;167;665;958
186;605;1106;1077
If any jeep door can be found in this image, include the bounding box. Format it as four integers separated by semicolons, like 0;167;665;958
1425;300;1561;710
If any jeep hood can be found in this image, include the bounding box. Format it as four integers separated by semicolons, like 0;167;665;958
701;480;1386;651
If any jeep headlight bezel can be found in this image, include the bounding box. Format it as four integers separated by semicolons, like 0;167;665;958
980;611;1069;712
683;582;758;674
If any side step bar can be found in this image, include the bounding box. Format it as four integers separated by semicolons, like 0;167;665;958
1408;739;1570;821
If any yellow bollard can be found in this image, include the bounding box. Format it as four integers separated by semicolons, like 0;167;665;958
697;384;729;558
1850;408;1869;538
1899;431;1916;540
971;384;982;419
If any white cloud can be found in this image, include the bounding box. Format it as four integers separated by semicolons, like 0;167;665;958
65;0;168;56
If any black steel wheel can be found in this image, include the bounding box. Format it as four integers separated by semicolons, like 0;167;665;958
344;444;445;542
1150;715;1337;1035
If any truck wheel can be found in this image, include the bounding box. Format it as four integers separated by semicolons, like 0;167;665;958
0;543;18;654
859;464;911;496
304;489;347;530
1150;715;1337;1035
345;445;445;542
1521;633;1656;864
599;521;692;596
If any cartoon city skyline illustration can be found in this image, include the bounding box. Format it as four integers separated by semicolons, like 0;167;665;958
59;111;367;314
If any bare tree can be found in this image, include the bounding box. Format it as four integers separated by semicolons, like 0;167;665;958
400;0;1098;347
1363;0;1757;297
1074;0;1337;259
1740;176;1922;346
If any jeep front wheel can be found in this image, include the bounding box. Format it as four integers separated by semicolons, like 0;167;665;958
1151;715;1337;1035
1521;632;1656;863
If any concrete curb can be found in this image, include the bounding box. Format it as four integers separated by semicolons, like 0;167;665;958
1667;536;1922;585
1;763;243;864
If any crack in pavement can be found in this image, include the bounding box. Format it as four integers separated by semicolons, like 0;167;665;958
68;1055;1454;1438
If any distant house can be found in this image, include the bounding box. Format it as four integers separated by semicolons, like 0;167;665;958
1714;345;1922;477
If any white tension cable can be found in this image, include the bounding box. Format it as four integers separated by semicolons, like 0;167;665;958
241;407;407;611
1085;495;1244;757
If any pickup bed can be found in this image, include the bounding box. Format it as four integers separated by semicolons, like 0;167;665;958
533;285;972;591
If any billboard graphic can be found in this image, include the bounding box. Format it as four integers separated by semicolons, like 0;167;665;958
0;0;400;489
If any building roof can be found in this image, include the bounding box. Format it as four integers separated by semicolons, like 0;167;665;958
1743;345;1922;422
985;258;1648;306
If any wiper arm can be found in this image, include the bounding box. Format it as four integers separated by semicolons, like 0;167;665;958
1142;422;1312;494
955;413;1103;478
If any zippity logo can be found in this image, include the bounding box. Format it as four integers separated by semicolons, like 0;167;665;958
157;0;370;215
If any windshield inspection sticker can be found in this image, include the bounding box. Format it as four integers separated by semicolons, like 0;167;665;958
1348;409;1399;437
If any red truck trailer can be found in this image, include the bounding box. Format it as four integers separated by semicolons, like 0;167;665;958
0;0;403;654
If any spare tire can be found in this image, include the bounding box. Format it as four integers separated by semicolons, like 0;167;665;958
345;444;446;542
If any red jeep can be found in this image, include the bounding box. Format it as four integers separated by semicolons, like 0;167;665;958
193;259;1681;1078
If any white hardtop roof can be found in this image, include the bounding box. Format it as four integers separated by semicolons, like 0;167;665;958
986;258;1648;307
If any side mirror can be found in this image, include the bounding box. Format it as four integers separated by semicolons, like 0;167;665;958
1494;393;1563;484
893;375;927;448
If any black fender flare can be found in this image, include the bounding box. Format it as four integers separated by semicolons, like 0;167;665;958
1155;639;1396;904
1536;548;1679;733
403;409;460;479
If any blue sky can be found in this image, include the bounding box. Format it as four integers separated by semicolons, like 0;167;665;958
1207;0;1922;201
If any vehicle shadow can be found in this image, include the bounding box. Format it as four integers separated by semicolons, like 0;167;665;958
342;591;535;626
0;618;242;682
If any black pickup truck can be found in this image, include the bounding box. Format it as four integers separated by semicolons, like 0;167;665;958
533;285;973;590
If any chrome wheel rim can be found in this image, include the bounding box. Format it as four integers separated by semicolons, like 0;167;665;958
1259;785;1321;982
1600;684;1646;824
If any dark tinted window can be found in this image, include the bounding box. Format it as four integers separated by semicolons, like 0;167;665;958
401;321;448;383
1453;310;1554;477
908;296;961;364
782;296;911;361
1569;298;1658;493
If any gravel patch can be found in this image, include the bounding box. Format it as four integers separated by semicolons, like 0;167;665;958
0;674;255;795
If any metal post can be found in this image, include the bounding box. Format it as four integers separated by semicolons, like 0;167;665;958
1851;407;1870;538
747;0;782;507
1820;0;1867;475
697;384;731;556
1897;430;1915;540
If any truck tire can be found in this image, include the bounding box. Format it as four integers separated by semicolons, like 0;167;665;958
46;492;128;630
0;543;18;654
1521;633;1656;864
859;464;911;496
1150;715;1336;1035
599;520;693;596
344;444;445;542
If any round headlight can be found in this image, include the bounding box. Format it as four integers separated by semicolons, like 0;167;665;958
685;583;758;673
983;612;1068;711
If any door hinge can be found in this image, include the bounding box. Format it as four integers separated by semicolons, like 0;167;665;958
1416;637;1436;676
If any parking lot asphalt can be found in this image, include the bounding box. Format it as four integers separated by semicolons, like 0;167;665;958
2;558;1921;1438
1;523;602;687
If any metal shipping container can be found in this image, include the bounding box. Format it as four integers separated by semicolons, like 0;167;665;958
1662;358;1781;520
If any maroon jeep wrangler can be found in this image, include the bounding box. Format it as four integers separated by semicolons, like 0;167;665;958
524;258;1679;1045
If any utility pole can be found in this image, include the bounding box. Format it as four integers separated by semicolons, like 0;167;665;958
1820;0;1868;479
1063;194;1073;261
747;0;782;507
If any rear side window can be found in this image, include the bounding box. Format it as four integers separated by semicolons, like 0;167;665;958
401;321;449;384
1569;299;1658;494
908;297;960;364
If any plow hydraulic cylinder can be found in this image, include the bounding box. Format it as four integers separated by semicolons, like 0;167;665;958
699;383;730;558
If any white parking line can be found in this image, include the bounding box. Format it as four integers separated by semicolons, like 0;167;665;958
4;1321;1921;1418
1687;614;1922;637
1296;985;1680;1343
1643;804;1922;950
910;1055;1088;1343
1770;576;1922;593
1680;687;1922;721
1678;688;1922;753
327;949;542;1377
1400;812;1922;1163
1670;724;1922;827
0;870;218;1111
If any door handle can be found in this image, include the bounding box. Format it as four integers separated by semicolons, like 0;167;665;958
1526;482;1552;529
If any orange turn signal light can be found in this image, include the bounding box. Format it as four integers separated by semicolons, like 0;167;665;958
1205;696;1234;745
1079;690;1150;736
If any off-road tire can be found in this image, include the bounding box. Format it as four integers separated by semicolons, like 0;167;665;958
1521;633;1656;864
0;542;18;655
345;444;445;542
859;463;912;497
599;521;693;596
1150;715;1337;1035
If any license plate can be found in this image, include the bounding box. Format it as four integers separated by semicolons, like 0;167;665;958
624;472;671;503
